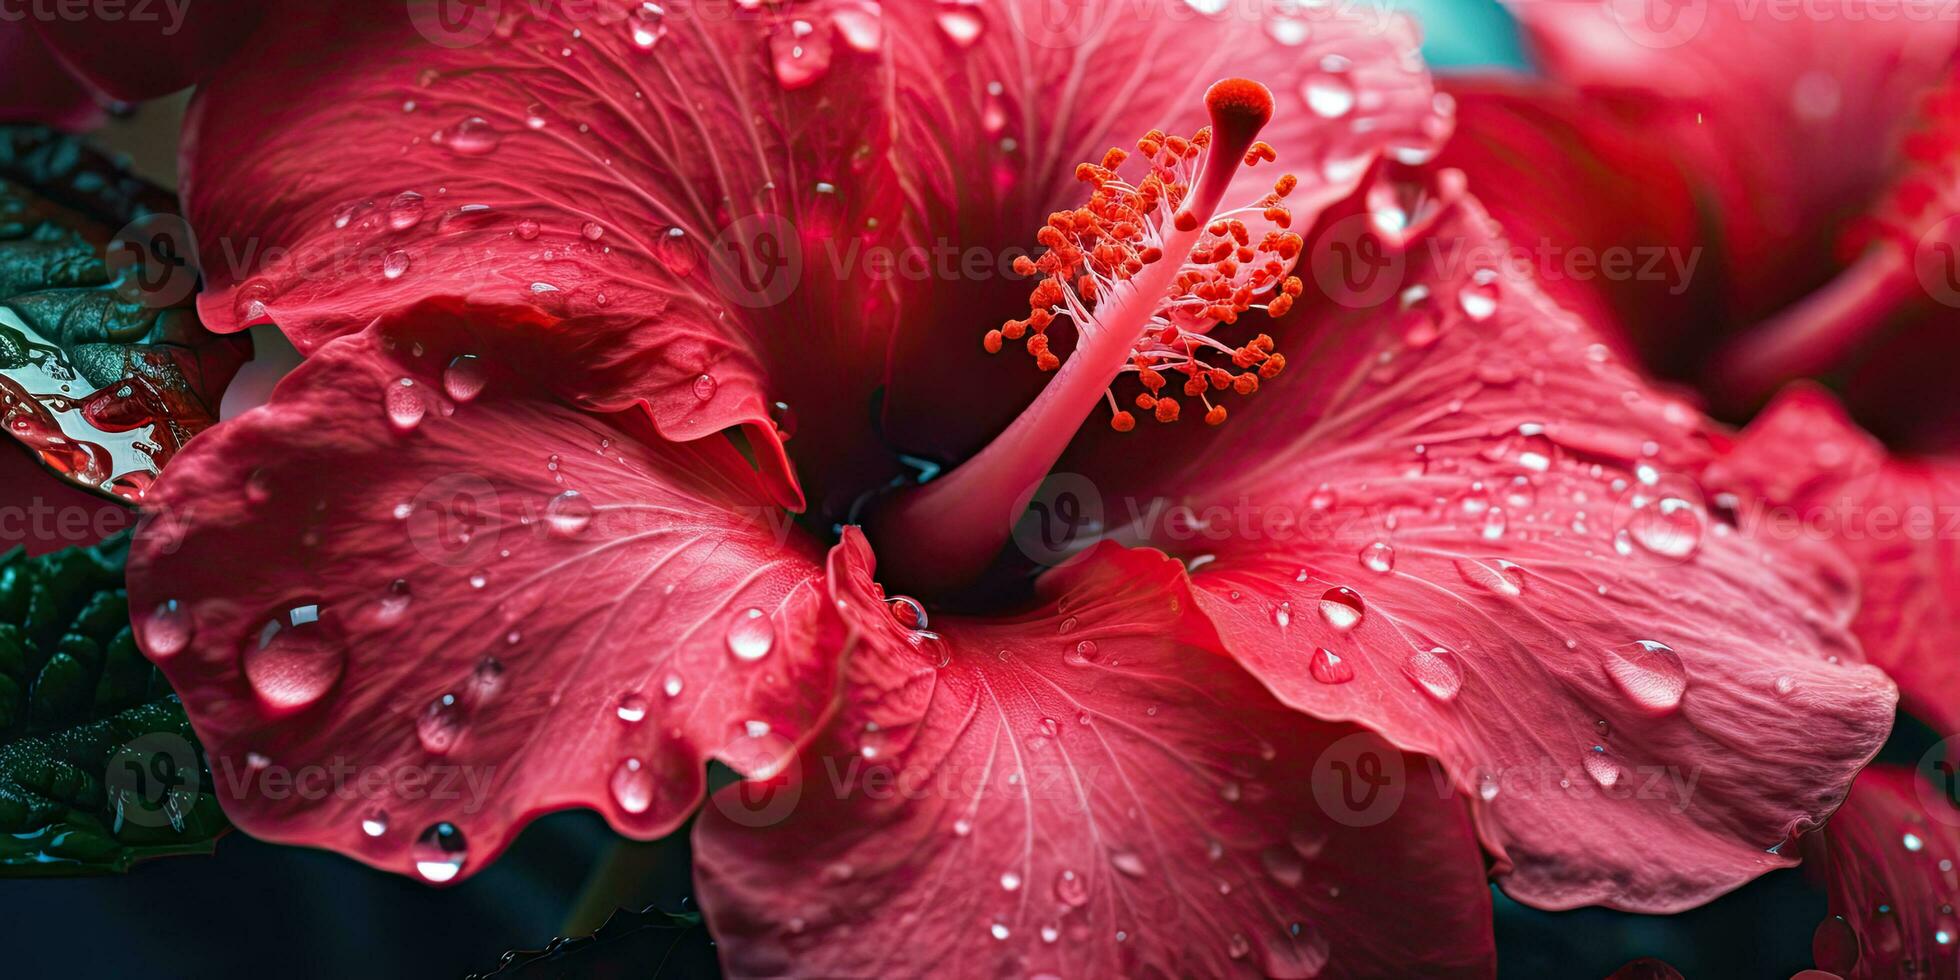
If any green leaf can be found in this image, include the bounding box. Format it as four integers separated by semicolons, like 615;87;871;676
466;906;721;980
1;124;253;500
0;533;227;875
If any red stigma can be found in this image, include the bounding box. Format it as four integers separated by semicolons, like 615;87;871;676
1205;78;1275;144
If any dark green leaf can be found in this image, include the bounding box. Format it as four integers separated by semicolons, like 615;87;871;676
0;532;227;875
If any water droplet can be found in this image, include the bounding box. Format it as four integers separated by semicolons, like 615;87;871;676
1404;646;1463;701
360;808;389;838
1624;495;1704;560
1261;847;1305;887
611;757;654;814
1459;281;1499;321
412;822;468;882
1813;915;1859;974
1228;933;1252;960
628;1;668;48
937;3;984;47
772;18;835;88
1309;647;1354;684
144;600;193;657
387;191;425;231
1041;923;1061;944
515;218;541;240
1479;772;1500;801
437;116;500;156
663;674;685;699
886;595;928;630
1359;541;1395;573
1582;747;1619;787
1774;675;1796;696
544;490;594;537
1054;868;1090;907
726;607;775;661
1603;640;1688;713
580;221;606;241
989;922;1010;941
692;373;718;401
418;693;464;754
1111;851;1146;878
385;378;426;431
244;603;345;710
443;354;488;402
1073;639;1100;662
1000;870;1022;891
1272;601;1292;629
1303;75;1356;118
617;694;648;722
953;817;973;837
1317;587;1364;631
1454;558;1524;596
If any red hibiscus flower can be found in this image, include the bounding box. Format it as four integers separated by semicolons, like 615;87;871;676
17;0;1910;974
1436;0;1960;972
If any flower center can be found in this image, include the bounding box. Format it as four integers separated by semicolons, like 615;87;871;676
870;79;1301;596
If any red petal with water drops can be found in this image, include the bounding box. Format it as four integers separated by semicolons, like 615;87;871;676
123;308;845;884
1430;75;1710;373
180;0;925;514
1147;178;1895;913
879;0;1452;469
26;0;264;103
1503;0;1955;325
695;530;1495;978
1803;766;1960;979
1705;382;1960;739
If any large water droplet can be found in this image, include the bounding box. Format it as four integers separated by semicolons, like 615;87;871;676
1261;847;1305;887
1454;558;1523;597
144;599;193;657
1359;541;1395;574
437;117;500;156
1458;281;1499;321
616;694;648;722
544;490;593;537
771;19;834;88
443;354;488;402
1404;646;1463;701
387;191;425;231
1309;647;1354;684
1055;868;1090;907
385;378;427;431
413;822;468;882
611;757;654;814
1317;587;1364;631
628;1;667;48
1603;640;1688;713
692;373;718;401
243;603;345;711
418;693;464;754
937;2;984;47
360;808;389;838
1582;747;1619;787
1624;495;1704;560
1111;851;1147;878
726;607;775;661
1303;75;1356;118
1812;914;1860;974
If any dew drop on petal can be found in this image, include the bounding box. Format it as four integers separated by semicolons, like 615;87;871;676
1404;646;1463;701
616;694;648;723
360;808;389;838
1000;870;1022;891
418;693;464;754
381;250;411;280
692;373;718;401
662;675;684;699
1458;281;1499;321
1454;558;1523;596
1303;75;1356;118
144;600;193;657
243;603;344;711
544;490;594;537
1583;747;1619;787
610;757;654;814
1603;640;1688;713
1055;868;1090;907
1317;587;1364;631
726;607;775;661
1111;851;1147;878
1812;914;1860;974
1308;647;1354;684
384;378;426;431
1625;495;1704;560
1359;541;1395;573
412;822;468;882
443;354;488;402
387;191;425;230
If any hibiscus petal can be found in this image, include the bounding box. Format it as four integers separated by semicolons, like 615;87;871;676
1117;174;1896;912
1;25;98;129
124;303;844;883
1504;0;1955;322
695;530;1495;978
1804;765;1960;978
1705;382;1960;740
879;0;1453;472
26;0;264;103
